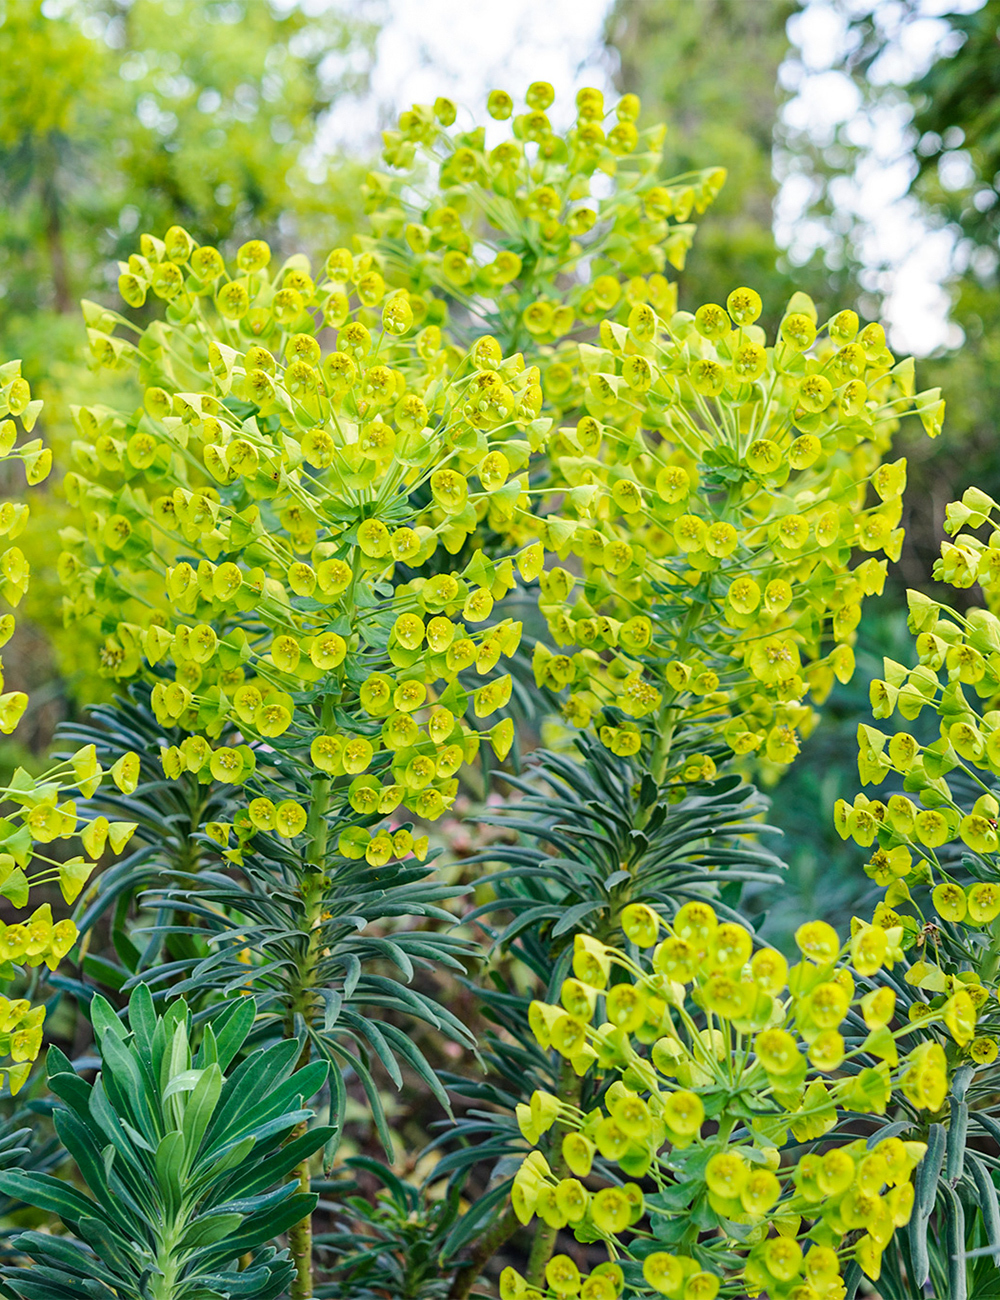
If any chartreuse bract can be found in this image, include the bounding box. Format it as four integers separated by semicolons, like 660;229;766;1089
840;481;1000;1033
834;483;1000;1292
364;83;722;354
520;295;941;786
0;363;140;1094
507;902;961;1300
358;84;943;789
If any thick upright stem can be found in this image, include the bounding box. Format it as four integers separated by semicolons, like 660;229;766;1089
288;704;334;1300
525;1059;581;1288
649;715;676;788
525;1213;559;1288
288;1146;314;1299
151;1226;182;1300
640;586;707;821
288;868;324;1300
288;870;324;1299
448;1206;520;1300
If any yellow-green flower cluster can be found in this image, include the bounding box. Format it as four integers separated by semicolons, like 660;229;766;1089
369;83;722;347
44;88;728;864
523;294;939;779
836;486;1000;1055
843;488;1000;846
0;743;139;905
55;232;552;863
0;990;47;1097
364;86;940;783
36;84;941;880
0;371;142;1088
511;904;950;1297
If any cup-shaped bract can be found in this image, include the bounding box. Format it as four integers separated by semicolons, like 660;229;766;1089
514;907;937;1297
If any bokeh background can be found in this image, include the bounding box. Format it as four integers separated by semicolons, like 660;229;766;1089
2;0;999;1222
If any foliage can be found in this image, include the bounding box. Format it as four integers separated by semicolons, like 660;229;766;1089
0;0;375;321
0;1107;63;1262
468;736;785;948
313;1156;468;1300
0;985;332;1300
0;74;980;1300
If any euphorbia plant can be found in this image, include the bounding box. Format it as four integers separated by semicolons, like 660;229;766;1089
831;483;1000;1297
358;83;942;788
522;292;937;782
0;364;141;1093
0;79;961;1300
0;986;332;1300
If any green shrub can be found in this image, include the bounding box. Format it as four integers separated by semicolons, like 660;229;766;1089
0;81;978;1300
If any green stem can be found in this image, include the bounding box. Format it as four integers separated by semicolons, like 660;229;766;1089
288;1132;314;1300
649;714;676;788
643;581;711;805
288;697;334;1300
447;1205;520;1300
525;1210;559;1288
150;1225;182;1300
288;876;324;1300
525;1059;581;1288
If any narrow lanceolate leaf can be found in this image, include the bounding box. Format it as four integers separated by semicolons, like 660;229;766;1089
946;1099;969;1184
943;1183;968;1300
966;1155;1000;1259
915;1123;946;1220
181;1062;224;1160
2;990;330;1300
841;1260;863;1300
0;1170;96;1224
6;1232;122;1289
910;1123;946;1287
154;1130;186;1220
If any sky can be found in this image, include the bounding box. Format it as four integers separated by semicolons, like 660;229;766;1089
319;0;617;146
777;0;984;355
318;0;985;358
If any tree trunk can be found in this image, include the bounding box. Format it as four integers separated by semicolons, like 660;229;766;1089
41;167;73;314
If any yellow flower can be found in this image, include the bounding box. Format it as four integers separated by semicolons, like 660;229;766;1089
932;882;966;922
969;882;1000;923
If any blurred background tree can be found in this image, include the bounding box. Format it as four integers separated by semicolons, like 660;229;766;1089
870;0;1000;586
0;0;376;336
763;0;1000;587
604;0;857;327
